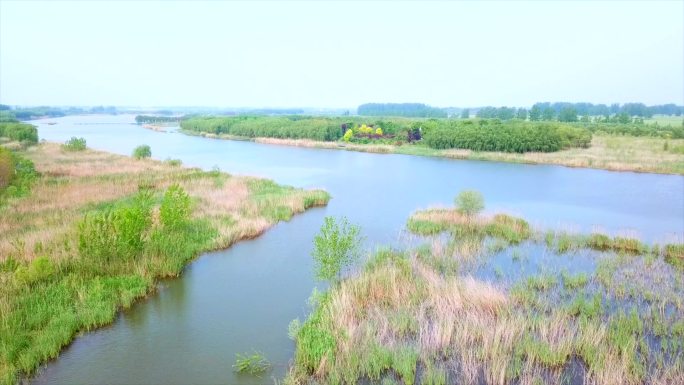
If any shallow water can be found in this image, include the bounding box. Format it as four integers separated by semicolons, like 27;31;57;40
30;115;684;384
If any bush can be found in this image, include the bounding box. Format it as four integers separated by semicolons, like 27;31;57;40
1;152;37;200
159;184;191;229
0;122;38;143
312;216;363;282
455;190;484;217
14;256;55;285
78;192;153;261
132;145;151;159
0;147;13;190
62;137;87;151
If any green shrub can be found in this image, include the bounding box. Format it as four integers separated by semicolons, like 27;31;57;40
62;137;87;151
0;122;38;143
132;145;151;159
1;152;37;200
664;244;684;269
0;147;13;190
159;184;191;229
312;216;363;283
78;192;153;262
14;257;55;286
455;190;484;217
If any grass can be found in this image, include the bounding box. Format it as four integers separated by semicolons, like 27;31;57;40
286;208;684;384
233;351;271;375
0;143;330;384
187;132;684;175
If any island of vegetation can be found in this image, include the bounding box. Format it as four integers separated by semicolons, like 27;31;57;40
284;192;684;385
0;120;330;384
179;105;684;174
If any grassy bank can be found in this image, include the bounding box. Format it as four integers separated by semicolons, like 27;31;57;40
287;207;683;384
0;143;330;384
185;131;684;175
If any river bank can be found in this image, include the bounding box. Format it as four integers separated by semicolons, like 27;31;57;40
0;142;329;384
182;130;684;175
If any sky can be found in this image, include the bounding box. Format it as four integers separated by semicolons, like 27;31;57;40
0;0;683;108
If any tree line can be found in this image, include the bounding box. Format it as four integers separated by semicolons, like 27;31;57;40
422;120;591;153
357;103;447;118
476;102;684;122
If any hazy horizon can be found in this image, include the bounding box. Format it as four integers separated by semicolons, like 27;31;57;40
1;0;683;108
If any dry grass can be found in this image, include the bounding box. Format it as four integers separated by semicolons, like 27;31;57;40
195;134;684;175
291;236;684;384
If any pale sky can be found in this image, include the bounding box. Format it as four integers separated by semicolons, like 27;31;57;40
1;0;682;108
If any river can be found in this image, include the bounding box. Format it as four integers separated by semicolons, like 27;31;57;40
30;114;684;384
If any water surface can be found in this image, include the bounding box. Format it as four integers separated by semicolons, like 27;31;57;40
30;115;684;384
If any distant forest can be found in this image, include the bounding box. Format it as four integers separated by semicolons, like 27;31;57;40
358;103;447;118
357;102;684;119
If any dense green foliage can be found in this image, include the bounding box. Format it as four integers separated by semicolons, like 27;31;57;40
182;116;346;141
61;137;87;151
581;122;684;139
132;145;151;159
422;120;591;153
0;122;38;143
312;216;363;282
0;150;37;202
0;148;12;190
358;103;447;118
530;102;683;118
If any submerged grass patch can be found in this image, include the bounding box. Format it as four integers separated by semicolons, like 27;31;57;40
0;143;330;384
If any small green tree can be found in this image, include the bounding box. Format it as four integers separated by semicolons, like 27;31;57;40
342;129;353;142
312;216;362;283
132;144;151;159
460;108;470;119
455;190;484;218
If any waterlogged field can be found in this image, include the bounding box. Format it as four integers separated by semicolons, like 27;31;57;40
0;143;329;384
287;205;684;385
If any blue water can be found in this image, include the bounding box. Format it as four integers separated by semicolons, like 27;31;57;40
30;114;684;384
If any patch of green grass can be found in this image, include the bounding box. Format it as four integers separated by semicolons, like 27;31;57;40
420;363;447;385
61;137;86;151
363;343;393;381
561;271;589;289
294;292;337;374
233;351;270;375
587;233;612;251
663;244;684;269
612;237;645;254
519;337;569;368
406;218;449;236
566;293;602;320
391;347;418;385
388;310;418;338
484;214;531;244
526;273;558;291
